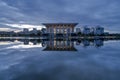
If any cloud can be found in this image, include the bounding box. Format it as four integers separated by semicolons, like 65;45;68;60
0;1;25;23
5;24;45;30
0;0;120;32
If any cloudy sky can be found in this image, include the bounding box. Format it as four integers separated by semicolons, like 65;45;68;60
0;0;120;32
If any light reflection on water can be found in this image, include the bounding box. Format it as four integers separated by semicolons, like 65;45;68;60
0;38;120;80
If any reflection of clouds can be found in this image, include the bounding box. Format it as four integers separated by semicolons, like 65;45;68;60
0;42;18;45
0;62;20;71
0;42;21;52
0;52;28;71
0;50;120;80
0;42;13;45
0;41;120;80
7;44;42;49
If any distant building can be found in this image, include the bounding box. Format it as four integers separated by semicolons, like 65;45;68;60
104;32;109;36
41;28;47;34
23;28;29;34
90;27;95;35
30;28;38;35
82;26;91;35
0;31;15;36
76;28;81;33
94;26;104;35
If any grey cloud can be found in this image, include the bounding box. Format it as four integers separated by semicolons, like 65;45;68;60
0;0;120;31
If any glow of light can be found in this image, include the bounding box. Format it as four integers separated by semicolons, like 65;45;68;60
5;24;45;30
0;42;14;45
7;44;42;49
0;28;17;31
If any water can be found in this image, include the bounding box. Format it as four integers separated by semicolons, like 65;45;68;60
0;38;120;80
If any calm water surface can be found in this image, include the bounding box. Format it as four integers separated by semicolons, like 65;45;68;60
0;39;120;80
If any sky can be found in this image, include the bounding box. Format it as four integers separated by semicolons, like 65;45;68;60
0;0;120;32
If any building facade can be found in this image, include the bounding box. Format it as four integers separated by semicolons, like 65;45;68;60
82;26;91;35
30;28;38;35
76;28;81;33
42;23;78;39
94;26;104;35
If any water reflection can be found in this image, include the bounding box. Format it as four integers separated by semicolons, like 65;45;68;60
0;38;120;80
43;40;76;51
0;38;119;51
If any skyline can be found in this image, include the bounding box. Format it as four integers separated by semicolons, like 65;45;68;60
0;0;120;33
0;24;115;33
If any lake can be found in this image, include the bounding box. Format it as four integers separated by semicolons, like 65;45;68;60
0;38;120;80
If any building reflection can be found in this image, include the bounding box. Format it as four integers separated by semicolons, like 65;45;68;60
82;39;90;47
43;39;77;51
76;39;104;47
94;39;103;47
0;38;117;51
